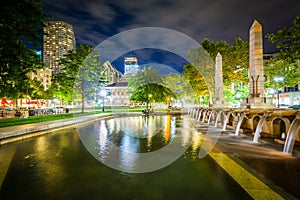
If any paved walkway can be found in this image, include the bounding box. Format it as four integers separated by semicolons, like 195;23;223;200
213;132;300;199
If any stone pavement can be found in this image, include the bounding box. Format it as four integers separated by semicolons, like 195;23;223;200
213;131;300;199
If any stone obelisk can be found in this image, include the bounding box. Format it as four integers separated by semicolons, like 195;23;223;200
214;52;223;103
249;20;264;98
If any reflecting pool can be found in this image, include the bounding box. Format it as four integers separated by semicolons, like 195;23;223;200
0;115;251;199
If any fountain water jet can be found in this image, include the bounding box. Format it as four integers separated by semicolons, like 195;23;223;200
190;108;196;118
235;114;248;136
253;114;269;143
195;109;200;120
193;109;198;118
202;110;208;123
214;110;223;127
207;110;215;125
197;109;203;121
222;112;232;131
283;118;300;155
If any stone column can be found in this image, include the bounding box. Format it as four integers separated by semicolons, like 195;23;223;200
249;20;264;97
214;52;223;103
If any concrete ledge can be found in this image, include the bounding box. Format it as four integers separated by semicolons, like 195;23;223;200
0;112;183;145
0;114;113;145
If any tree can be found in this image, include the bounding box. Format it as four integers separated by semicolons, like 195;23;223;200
186;37;249;104
264;58;300;89
187;44;215;104
0;0;47;100
182;63;210;105
162;73;183;100
127;68;176;109
200;37;249;86
266;15;300;63
225;38;249;85
265;16;300;90
55;44;104;112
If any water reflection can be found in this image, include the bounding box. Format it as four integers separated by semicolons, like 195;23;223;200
97;120;109;161
0;115;251;200
78;115;197;173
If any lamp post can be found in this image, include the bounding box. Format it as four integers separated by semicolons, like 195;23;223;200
100;90;107;112
274;76;284;108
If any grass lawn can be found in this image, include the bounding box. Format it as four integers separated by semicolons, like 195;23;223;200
0;112;104;128
0;107;169;128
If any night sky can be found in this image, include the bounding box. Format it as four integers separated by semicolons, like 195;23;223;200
42;0;300;73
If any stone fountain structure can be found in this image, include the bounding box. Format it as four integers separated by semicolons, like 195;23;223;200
243;20;273;109
187;20;300;155
188;107;300;155
213;52;225;107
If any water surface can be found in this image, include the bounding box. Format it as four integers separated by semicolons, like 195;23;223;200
0;115;251;199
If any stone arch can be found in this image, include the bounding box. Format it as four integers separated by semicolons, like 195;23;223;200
271;117;290;140
227;112;234;127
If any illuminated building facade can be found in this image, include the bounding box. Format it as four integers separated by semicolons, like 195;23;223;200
124;57;139;78
43;21;76;75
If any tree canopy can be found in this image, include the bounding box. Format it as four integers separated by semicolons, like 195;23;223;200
0;0;47;100
200;37;249;86
185;37;249;104
127;68;176;109
266;15;300;63
264;15;300;90
53;44;104;112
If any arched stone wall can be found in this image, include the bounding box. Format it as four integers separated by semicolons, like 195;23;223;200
271;117;290;139
227;112;234;126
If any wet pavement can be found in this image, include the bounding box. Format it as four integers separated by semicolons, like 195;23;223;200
214;132;300;199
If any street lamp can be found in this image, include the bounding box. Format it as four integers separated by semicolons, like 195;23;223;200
274;76;284;108
100;90;107;112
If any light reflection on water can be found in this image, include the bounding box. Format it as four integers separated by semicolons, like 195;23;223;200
0;114;251;200
83;115;194;172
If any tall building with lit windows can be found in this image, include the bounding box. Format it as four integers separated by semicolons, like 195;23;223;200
43;21;76;75
124;57;140;78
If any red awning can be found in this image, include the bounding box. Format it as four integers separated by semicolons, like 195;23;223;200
28;101;38;104
1;98;8;105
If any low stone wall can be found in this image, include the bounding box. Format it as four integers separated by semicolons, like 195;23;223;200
0;114;113;145
0;111;185;145
190;107;300;140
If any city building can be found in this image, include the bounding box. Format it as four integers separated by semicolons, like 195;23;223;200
123;57;140;78
103;57;140;106
43;21;76;75
104;81;129;106
28;21;76;92
102;61;122;84
28;68;52;91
